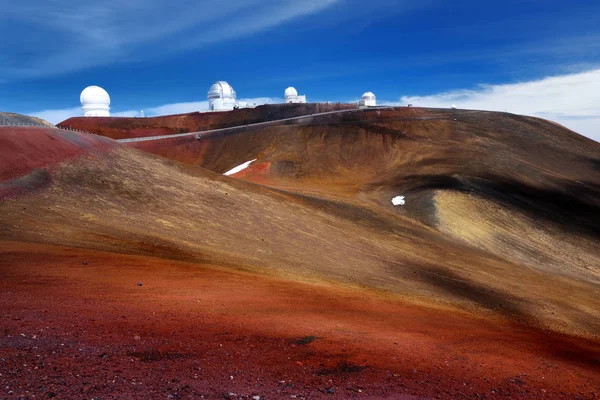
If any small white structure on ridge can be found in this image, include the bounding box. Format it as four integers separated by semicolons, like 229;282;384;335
284;87;307;104
359;92;376;108
80;86;110;117
451;104;457;109
208;81;237;111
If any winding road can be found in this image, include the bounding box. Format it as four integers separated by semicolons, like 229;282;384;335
115;107;392;143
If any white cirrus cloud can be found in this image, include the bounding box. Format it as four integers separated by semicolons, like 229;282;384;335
30;97;282;124
28;68;600;144
30;107;83;126
398;68;600;142
0;0;341;79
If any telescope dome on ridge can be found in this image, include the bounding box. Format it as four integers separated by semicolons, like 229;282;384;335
284;86;306;104
359;92;376;107
208;81;237;111
284;87;298;98
80;86;110;117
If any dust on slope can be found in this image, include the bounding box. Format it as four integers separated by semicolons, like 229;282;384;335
1;126;599;338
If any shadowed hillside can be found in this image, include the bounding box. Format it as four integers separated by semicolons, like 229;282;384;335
1;118;600;339
2;121;600;399
124;107;600;335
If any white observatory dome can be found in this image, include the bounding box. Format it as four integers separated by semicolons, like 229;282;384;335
362;92;376;100
360;92;376;107
80;86;110;117
284;86;306;104
207;81;237;111
284;87;298;98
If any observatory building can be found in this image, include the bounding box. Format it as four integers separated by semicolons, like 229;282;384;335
359;92;376;108
81;86;110;117
208;81;237;111
284;87;307;104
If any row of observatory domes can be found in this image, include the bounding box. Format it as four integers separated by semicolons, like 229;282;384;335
79;83;377;117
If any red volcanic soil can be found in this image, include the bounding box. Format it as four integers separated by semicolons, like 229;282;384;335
0;127;114;181
2;111;600;399
127;107;600;183
0;127;116;198
229;161;272;184
58;103;356;140
2;241;599;399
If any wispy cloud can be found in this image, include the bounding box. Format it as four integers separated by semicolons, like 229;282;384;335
29;69;600;143
398;68;600;142
31;107;82;125
0;0;340;79
30;97;282;124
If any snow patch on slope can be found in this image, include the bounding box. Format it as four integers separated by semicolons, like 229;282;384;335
392;196;405;206
223;159;257;176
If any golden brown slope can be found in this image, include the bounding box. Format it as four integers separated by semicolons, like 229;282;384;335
128;108;600;271
1;123;599;339
124;107;600;336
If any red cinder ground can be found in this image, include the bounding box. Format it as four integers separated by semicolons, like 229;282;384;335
229;161;272;185
58;103;356;140
2;116;600;399
0;127;115;181
1;241;598;399
0;127;116;199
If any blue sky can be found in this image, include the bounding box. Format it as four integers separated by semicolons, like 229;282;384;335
1;0;599;140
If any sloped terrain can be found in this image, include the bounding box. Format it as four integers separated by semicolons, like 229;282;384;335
0;127;116;198
130;108;600;276
58;103;355;139
2;124;599;336
130;107;600;305
2;241;599;399
0;111;54;127
1;116;599;398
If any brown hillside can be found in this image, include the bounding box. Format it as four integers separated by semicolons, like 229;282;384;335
129;107;600;288
1;117;599;398
2;118;600;336
57;103;356;139
0;127;116;198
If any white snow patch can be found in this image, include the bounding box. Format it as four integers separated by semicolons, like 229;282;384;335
392;196;405;206
223;159;257;176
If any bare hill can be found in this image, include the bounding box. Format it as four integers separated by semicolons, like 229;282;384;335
1;120;599;398
129;107;600;287
0;111;54;127
57;103;356;140
1;119;599;339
